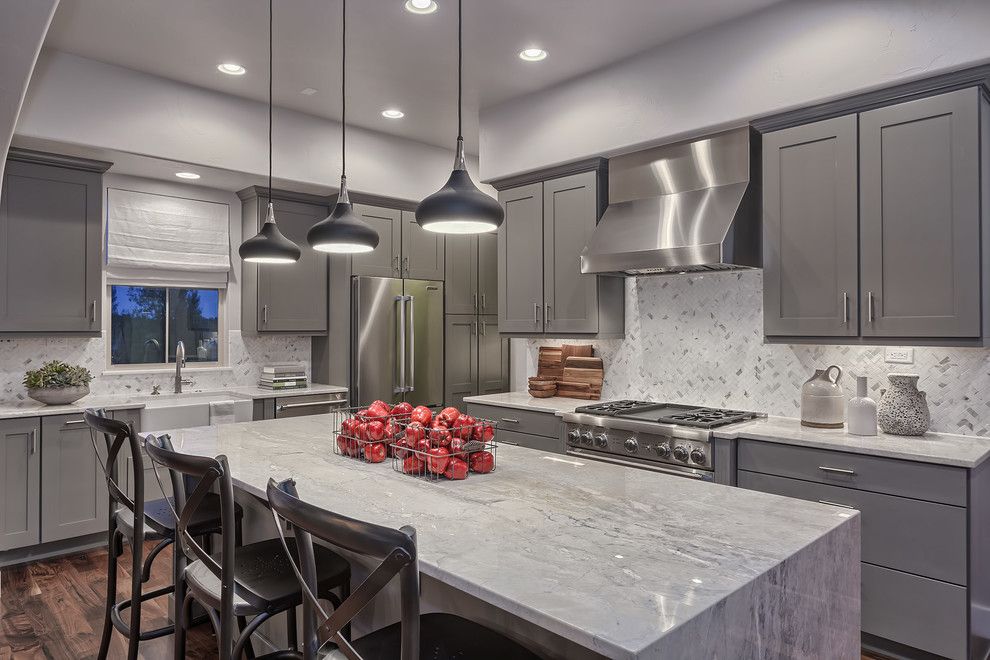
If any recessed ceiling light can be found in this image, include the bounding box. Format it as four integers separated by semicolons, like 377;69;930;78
217;62;246;76
175;172;201;180
301;87;318;96
382;108;405;119
404;0;437;15
519;48;548;62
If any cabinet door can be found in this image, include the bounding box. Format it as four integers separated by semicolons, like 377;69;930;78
543;171;600;334
477;232;498;315
41;414;109;543
444;314;478;409
0;161;101;332
444;234;478;314
478;315;509;395
0;418;40;551
257;198;328;332
402;211;445;280
498;183;544;333
762;115;860;337
351;204;402;278
860;88;981;338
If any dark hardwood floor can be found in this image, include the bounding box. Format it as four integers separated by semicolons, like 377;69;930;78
1;543;886;659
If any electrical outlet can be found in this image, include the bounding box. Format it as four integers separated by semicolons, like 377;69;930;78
46;337;68;348
884;347;914;364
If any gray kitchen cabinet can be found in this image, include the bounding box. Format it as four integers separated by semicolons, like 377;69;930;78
477;316;508;395
477;232;498;315
859;88;982;338
444;234;479;315
763;115;859;337
497;183;545;333
238;187;329;334
465;403;563;454
401;211;445;280
350;204;402;278
40;414;108;543
444;315;478;410
0;418;40;551
0;152;108;333
111;408;170;503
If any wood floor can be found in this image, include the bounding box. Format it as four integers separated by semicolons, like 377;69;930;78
1;543;886;659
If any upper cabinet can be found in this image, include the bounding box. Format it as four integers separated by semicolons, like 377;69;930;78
444;232;498;315
494;164;624;337
350;205;444;280
238;187;329;334
402;211;445;280
762;87;990;345
0;151;108;333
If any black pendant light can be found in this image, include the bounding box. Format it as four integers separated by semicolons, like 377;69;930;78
307;0;380;253
239;0;302;264
415;0;503;234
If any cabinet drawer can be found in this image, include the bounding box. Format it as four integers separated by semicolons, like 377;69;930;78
738;470;967;585
496;429;564;455
862;563;968;660
466;404;560;438
737;439;966;506
274;392;347;418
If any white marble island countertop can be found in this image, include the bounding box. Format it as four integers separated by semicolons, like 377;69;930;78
160;415;860;659
463;392;587;415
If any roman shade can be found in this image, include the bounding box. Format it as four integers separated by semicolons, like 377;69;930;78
106;188;231;286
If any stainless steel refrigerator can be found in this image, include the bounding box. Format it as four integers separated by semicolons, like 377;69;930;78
351;276;444;408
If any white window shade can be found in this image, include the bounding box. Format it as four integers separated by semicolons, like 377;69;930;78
106;188;231;286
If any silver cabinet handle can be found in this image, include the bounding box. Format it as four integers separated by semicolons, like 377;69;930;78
471;320;477;335
262;304;269;325
842;292;849;324
403;256;409;276
407;295;415;393
500;417;520;424
818;499;855;509
392;255;400;275
64;419;87;426
480;319;486;336
395;295;406;394
90;300;97;323
533;302;541;326
473;293;478;313
480;293;486;311
818;465;856;475
867;291;875;322
276;400;344;411
29;430;37;455
545;304;552;327
500;440;520;446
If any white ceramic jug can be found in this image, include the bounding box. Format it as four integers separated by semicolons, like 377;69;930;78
801;365;845;429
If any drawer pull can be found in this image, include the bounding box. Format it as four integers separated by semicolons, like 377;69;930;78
276;400;343;411
500;417;520;424
818;466;856;476
817;499;855;509
500;440;520;446
64;419;87;426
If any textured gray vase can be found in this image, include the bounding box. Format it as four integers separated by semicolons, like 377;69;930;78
877;374;930;436
27;385;89;405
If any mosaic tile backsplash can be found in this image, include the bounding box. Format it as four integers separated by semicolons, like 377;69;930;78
525;270;990;437
0;331;311;400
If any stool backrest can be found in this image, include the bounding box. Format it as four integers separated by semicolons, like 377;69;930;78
84;408;145;537
267;478;420;660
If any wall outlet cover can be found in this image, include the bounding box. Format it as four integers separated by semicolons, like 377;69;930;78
884;347;914;364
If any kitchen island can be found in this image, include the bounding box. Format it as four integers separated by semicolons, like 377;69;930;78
160;414;860;659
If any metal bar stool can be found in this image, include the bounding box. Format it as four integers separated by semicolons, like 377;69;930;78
266;478;543;660
145;434;352;660
84;408;244;660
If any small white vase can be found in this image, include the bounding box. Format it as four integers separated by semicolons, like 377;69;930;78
801;365;845;428
877;373;930;436
847;376;877;436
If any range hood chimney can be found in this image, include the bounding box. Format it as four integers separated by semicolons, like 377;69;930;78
580;127;761;276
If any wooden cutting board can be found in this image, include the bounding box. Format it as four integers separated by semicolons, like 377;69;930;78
562;356;604;400
560;344;593;365
537;346;563;380
556;380;596;399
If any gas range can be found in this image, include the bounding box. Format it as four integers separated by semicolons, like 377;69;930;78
560;401;764;482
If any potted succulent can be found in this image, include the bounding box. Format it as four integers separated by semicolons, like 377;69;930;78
23;360;94;405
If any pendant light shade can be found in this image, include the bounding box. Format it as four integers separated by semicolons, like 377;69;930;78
238;0;301;264
306;0;380;253
415;0;503;234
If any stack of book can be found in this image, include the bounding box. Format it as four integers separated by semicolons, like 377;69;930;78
259;363;308;390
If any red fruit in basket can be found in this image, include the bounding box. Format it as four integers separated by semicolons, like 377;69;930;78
353;422;368;442
365;442;387;463
411;405;433;426
472;423;495;444
391;401;413;419
426;446;450;474
444;457;469;480
469;451;495;474
366;403;389;420
449;437;464;454
366;420;386;442
439;406;460;425
429;425;452;447
355;408;371;422
453;414;475;440
403;455;426;474
371;400;392;413
404;421;426;443
414;438;431;455
384;420;401;440
336;435;349;455
392;437;410;459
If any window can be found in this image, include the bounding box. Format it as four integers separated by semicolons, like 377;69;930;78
110;285;222;366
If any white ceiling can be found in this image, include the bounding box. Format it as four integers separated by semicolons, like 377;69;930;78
44;0;785;150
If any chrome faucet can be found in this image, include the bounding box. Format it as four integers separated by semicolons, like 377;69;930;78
174;341;193;393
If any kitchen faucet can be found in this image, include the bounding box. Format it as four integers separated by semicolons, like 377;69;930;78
174;341;193;393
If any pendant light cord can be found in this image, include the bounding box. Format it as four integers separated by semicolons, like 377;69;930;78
341;0;347;178
268;0;273;205
457;0;462;140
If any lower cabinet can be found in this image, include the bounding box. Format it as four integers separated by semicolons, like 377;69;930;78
0;418;41;551
445;315;509;410
464;403;564;454
41;414;109;543
111;409;171;503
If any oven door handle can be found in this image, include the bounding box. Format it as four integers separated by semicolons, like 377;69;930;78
565;448;709;480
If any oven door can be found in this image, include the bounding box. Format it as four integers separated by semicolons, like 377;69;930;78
565;447;714;481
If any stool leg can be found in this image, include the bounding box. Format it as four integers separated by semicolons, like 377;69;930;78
287;606;298;650
97;526;120;660
127;535;142;660
172;540;187;660
234;520;255;660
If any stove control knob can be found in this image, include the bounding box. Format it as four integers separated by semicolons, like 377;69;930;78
690;448;706;464
672;445;689;462
594;433;609;448
581;431;594;445
623;437;639;453
567;429;581;445
654;443;671;458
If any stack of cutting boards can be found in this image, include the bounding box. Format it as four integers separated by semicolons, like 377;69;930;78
535;345;604;400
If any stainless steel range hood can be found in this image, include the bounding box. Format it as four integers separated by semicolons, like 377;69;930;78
581;127;761;276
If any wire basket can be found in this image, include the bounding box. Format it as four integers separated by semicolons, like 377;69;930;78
390;408;498;481
331;404;411;464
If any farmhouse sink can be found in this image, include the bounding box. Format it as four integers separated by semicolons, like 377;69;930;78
140;391;253;432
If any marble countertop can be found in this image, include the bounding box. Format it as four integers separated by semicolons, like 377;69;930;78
716;416;990;468
463;392;587;415
0;383;348;421
161;414;857;658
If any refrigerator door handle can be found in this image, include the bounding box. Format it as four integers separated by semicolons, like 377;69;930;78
395;295;407;394
406;295;416;392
